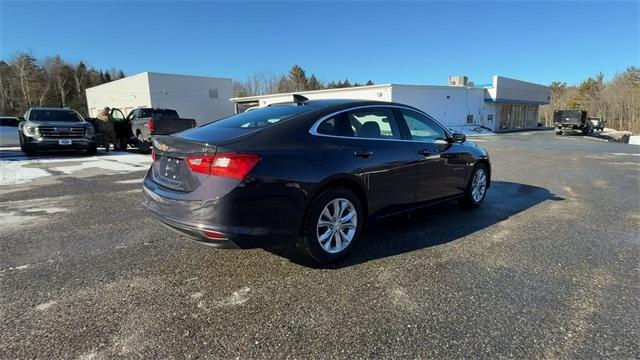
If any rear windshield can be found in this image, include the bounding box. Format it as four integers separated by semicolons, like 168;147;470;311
554;110;583;121
29;110;83;122
153;109;179;120
204;105;315;129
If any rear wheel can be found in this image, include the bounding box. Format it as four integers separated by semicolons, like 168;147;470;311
461;164;488;208
137;133;150;153
297;188;363;264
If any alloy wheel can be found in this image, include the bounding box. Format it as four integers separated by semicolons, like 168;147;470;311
471;168;487;203
316;198;357;254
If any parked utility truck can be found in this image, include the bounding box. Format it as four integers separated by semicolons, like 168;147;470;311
553;110;594;135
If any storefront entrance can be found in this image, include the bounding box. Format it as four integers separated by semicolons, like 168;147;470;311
498;104;539;130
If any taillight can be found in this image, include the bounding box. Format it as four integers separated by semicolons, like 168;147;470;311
147;119;154;133
185;154;261;180
203;230;226;240
151;147;157;161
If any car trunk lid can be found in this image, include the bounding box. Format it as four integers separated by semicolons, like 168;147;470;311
151;135;217;192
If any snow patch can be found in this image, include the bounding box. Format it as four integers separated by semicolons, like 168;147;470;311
116;178;143;184
216;287;250;307
1;152;151;185
447;125;496;137
0;196;71;229
35;300;57;311
0;161;51;185
611;153;640;157
78;350;98;360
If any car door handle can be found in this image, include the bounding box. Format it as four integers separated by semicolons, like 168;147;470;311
353;150;374;158
417;149;432;156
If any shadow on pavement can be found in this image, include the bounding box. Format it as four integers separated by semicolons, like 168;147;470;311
274;181;563;268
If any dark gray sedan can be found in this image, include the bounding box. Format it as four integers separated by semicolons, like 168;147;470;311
143;99;491;263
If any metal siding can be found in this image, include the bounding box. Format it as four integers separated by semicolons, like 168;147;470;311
390;85;488;128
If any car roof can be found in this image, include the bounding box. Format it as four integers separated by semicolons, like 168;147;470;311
29;107;77;111
269;99;421;112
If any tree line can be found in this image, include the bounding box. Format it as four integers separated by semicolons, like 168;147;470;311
2;53;638;133
0;52;125;117
233;65;374;97
539;66;640;133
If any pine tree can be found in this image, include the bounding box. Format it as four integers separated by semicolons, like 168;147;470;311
307;74;322;90
366;80;374;86
288;65;308;91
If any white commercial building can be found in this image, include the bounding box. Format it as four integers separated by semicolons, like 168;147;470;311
231;75;550;131
86;72;234;126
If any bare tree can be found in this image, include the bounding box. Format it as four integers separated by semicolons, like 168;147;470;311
13;53;38;107
44;56;73;107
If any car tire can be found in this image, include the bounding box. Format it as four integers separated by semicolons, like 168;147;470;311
297;187;363;264
86;145;97;156
461;163;489;208
137;134;150;154
20;136;37;156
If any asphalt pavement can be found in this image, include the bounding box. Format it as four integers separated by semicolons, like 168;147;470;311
1;132;638;359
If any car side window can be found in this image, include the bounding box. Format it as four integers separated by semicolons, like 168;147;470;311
140;109;152;118
348;107;401;139
0;118;19;127
111;109;125;122
316;113;355;137
399;109;448;141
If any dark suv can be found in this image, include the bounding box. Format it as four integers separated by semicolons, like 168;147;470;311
19;107;97;156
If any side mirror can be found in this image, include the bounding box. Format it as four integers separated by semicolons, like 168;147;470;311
451;133;466;143
18;117;25;121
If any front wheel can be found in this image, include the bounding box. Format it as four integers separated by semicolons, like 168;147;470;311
461;164;488;208
297;188;363;264
20;136;37;156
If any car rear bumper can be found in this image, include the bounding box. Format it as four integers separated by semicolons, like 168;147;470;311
142;176;305;249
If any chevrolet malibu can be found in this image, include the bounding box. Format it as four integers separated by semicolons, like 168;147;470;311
143;99;491;263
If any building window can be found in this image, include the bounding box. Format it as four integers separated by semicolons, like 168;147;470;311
487;114;493;122
466;114;474;124
209;88;219;99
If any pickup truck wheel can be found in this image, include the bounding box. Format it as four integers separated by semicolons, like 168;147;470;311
86;145;97;156
20;135;37;156
137;134;150;154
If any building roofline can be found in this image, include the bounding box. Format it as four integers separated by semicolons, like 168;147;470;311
230;84;393;102
230;83;492;102
86;71;232;91
146;71;233;82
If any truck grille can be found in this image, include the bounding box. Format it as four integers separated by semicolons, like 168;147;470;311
39;126;85;138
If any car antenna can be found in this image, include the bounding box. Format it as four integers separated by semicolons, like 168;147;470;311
292;94;308;106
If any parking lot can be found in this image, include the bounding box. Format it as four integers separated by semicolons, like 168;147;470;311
1;131;638;358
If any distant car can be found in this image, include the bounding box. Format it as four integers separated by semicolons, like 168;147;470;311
18;107;97;156
126;108;197;153
0;116;20;147
589;117;606;132
143;99;491;264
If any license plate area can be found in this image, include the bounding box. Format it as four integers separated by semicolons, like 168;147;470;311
154;156;190;191
58;139;72;145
